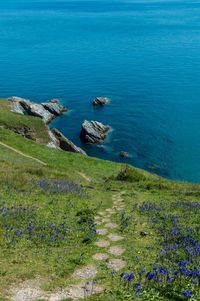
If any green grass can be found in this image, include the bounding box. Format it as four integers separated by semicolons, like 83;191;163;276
0;111;199;301
0;99;51;143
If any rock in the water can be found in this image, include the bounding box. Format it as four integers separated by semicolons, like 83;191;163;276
93;97;110;106
41;99;68;116
52;128;87;155
8;97;54;123
120;151;130;158
80;120;110;144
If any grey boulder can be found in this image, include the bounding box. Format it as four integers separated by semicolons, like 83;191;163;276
80;120;110;144
93;97;110;106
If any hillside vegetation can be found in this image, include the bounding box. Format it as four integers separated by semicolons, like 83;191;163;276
0;104;199;301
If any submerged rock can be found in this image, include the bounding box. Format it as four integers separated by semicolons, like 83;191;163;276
80;120;110;144
51;128;86;155
93;97;110;106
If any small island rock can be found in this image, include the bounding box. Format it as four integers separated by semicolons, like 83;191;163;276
120;151;130;158
92;97;110;106
80;120;110;144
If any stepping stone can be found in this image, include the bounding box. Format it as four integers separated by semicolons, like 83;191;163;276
107;259;126;271
116;207;124;211
95;221;102;225
73;265;97;280
102;218;110;223
98;212;104;216
104;214;111;218
108;233;124;241
108;246;126;256
96;228;108;235
11;279;46;301
105;223;118;229
93;253;109;261
95;240;110;248
113;201;123;206
105;209;115;214
11;287;46;301
94;216;101;221
49;282;104;300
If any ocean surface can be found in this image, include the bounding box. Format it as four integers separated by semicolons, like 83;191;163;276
1;0;200;183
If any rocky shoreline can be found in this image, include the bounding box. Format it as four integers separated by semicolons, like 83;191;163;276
8;96;87;155
7;96;128;158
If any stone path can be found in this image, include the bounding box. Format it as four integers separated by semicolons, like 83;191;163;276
94;192;127;272
10;192;127;300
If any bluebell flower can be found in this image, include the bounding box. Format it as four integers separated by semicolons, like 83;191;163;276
146;271;155;280
182;290;193;298
135;283;141;291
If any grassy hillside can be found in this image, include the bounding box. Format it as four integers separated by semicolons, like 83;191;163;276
0;99;51;144
0;111;199;300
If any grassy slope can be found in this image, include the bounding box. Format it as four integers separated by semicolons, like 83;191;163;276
0;116;199;300
0;99;51;144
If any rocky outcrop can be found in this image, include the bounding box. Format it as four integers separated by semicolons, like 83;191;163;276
8;97;67;124
92;97;110;106
52;128;87;155
5;97;86;156
47;130;60;149
41;99;68;116
80;120;110;144
10;100;26;115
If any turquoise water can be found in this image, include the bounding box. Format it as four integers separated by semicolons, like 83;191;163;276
1;0;200;182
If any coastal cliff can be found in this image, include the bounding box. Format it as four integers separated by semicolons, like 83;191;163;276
0;97;86;155
0;98;199;301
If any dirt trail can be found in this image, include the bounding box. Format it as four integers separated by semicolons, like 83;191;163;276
77;172;92;182
0;141;47;166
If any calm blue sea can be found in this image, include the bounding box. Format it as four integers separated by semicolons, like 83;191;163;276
0;0;200;182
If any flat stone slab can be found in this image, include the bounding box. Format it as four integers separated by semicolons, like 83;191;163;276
11;279;46;301
116;207;124;211
95;240;110;248
108;246;126;256
105;223;118;229
105;208;115;213
107;233;124;241
49;282;104;300
95;221;102;225
11;287;46;301
98;212;105;216
102;218;110;223
92;253;109;261
107;259;126;271
96;228;108;235
104;214;111;218
73;265;97;280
